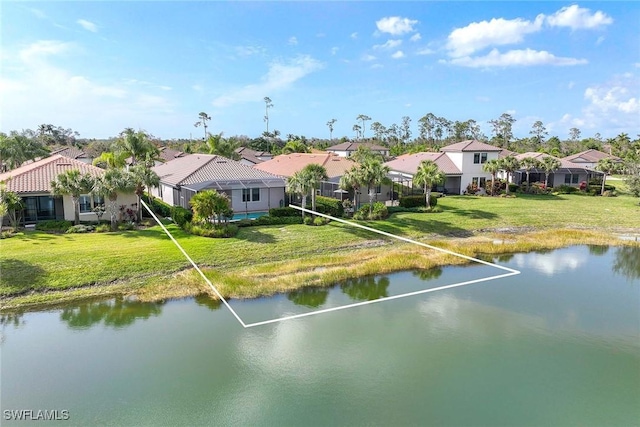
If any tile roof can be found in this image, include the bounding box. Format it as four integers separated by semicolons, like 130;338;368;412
152;154;285;189
441;140;503;152
326;142;388;152
384;152;462;176
0;155;105;193
235;147;272;164
51;146;90;159
514;152;600;171
563;149;621;163
253;153;356;178
498;148;516;158
158;147;186;162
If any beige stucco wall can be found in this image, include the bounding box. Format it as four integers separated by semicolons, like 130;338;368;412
230;187;285;213
62;193;138;222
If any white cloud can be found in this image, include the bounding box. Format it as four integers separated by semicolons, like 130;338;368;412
595;36;605;46
416;47;435;55
350;32;358;39
391;50;405;59
211;55;324;108
19;40;74;62
446;15;544;58
77;19;98;33
476;96;491;102
330;47;339;56
27;7;47;19
635;63;640;69
568;81;575;89
361;54;376;62
159;86;172;91
410;33;421;42
547;5;613;30
288;36;298;46
584;78;639;115
235;45;265;57
376;16;418;36
449;48;587;68
373;39;402;50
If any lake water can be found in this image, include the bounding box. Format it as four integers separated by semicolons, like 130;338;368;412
1;245;639;426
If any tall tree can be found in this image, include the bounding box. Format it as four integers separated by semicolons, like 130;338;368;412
0;131;50;171
339;166;364;209
264;97;273;134
370;122;387;142
497;156;520;195
115;128;158;166
356;115;371;138
206;133;240;160
413;160;444;208
326;119;337;140
281;140;310;154
92;169;135;230
400;116;412;144
359;159;390;215
520;157;541;191
540;156;561;189
418;113;437;143
287;171;312;218
488;113;516;148
569;127;581;142
482;159;501;196
194;112;211;140
352;124;362;140
130;164;160;222
596;158;618;195
529;121;548;146
51;170;96;225
92;151;128;169
300;164;329;215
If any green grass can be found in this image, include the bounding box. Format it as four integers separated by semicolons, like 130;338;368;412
1;193;638;307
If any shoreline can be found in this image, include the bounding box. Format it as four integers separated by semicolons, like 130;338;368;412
2;227;638;313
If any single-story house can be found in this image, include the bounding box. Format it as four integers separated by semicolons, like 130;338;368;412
235;147;273;166
51;147;94;164
384;152;462;195
253;152;391;204
326;142;390;158
158;146;187;163
0;154;136;224
563;149;622;169
511;152;603;187
150;154;286;214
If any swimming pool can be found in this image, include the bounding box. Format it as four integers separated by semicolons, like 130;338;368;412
231;211;269;221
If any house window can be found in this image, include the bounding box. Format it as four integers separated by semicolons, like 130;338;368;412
564;174;580;184
79;195;92;213
243;188;261;202
472;177;486;188
93;195;105;207
375;185;382;194
474;153;488;164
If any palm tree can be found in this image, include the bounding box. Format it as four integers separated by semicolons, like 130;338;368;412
413;160;445;208
520;157;541;191
130;164;160;222
92;151;128;169
540;156;561;189
498;156;520;195
115;128;158;166
596;158;618;195
326;119;337;140
206;133;240;160
194;112;211;140
51;170;96;225
301;164;329;214
281;140;310;154
340;166;363;209
482;159;501;196
287;171;311;218
360;159;390;215
93;169;135;230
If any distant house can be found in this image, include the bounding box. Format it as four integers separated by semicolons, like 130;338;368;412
440;140;503;194
51;147;94;164
563;149;622;169
384;152;462;195
0;154;136;224
235;147;273;166
512;152;603;187
157;147;187;163
253;152;377;201
326;142;390;158
150;154;286;214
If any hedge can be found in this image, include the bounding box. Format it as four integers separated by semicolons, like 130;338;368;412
142;195;172;217
269;207;300;217
306;195;344;217
236;216;303;227
170;206;193;227
398;195;438;208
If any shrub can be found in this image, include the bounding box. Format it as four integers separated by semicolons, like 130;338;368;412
306;196;344;217
171;206;193;228
185;223;239;238
142;195;172;217
237;216;303;227
508;183;519;193
399;195;437;208
555;185;578;194
353;202;388;220
313;216;329;226
117;222;135;231
95;224;111;233
268;207;300;217
65;224;95;233
0;228;20;239
303;216;314;225
35;220;73;232
602;190;616;197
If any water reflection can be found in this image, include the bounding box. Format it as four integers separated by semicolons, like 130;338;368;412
60;297;164;329
412;267;443;281
513;250;586;276
194;294;222;310
341;276;390;301
613;246;640;281
287;287;329;308
588;245;610;256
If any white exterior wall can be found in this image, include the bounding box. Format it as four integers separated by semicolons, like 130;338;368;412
456;151;500;195
328;150;350;157
62;193;138;222
230;187;286;213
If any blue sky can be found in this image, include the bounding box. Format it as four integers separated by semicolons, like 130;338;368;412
1;1;638;141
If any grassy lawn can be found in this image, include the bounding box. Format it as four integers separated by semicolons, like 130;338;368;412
1;193;638;308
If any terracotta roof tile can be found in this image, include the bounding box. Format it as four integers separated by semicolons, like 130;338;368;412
0;155;105;193
563;149;621;163
253;153;356;178
441;140;503;152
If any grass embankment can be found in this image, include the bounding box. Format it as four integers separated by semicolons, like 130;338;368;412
1;194;638;310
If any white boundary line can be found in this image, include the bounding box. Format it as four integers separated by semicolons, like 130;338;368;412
141;200;520;329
